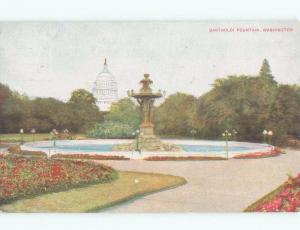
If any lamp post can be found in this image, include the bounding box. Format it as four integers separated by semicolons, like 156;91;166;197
20;129;24;145
232;129;238;140
190;129;197;138
31;128;36;142
262;130;268;144
63;129;70;139
222;130;232;159
132;129;141;154
50;129;59;150
268;130;273;146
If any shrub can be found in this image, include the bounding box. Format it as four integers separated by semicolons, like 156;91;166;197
87;121;135;139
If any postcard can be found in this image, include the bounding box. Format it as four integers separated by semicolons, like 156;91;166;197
0;21;299;213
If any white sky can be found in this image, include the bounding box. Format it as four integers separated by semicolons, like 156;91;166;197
0;21;299;101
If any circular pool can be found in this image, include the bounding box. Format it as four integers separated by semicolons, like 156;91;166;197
21;139;273;159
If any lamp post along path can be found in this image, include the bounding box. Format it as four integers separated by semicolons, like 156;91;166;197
20;129;24;145
222;130;232;159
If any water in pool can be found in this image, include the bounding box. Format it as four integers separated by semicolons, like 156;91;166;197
34;143;253;153
181;145;252;152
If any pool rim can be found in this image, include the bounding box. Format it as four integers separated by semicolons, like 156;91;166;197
21;139;274;159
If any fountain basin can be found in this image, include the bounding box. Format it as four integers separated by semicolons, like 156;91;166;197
21;139;274;159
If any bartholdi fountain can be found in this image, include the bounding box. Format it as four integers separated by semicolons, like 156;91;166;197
113;73;183;152
22;73;273;157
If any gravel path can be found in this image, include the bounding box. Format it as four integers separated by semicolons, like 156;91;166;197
101;149;300;212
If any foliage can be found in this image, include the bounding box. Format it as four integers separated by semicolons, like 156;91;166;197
1;59;299;145
195;75;278;141
0;133;86;143
69;89;96;106
193;60;300;145
0;172;186;212
154;93;197;137
87;121;135;139
152;59;299;145
86;98;140;139
0;84;12;132
267;84;300;144
105;98;141;128
0;154;116;204
259;58;275;82
0;85;103;134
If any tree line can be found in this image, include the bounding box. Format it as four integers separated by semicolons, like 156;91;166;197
0;87;103;134
1;59;299;145
154;59;300;144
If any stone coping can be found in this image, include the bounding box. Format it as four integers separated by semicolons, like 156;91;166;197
21;139;273;159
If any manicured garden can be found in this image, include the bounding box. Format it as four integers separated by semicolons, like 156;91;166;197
0;133;87;143
0;133;52;143
0;133;86;142
0;151;187;212
245;173;300;212
0;171;186;212
0;154;116;205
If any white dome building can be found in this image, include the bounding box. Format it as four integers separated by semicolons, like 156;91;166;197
92;59;118;111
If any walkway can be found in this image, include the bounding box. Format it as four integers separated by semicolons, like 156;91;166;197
102;149;300;212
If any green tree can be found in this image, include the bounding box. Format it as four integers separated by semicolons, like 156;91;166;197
154;93;197;137
195;75;278;141
105;98;141;128
259;58;275;82
0;83;13;133
87;121;134;139
68;89;103;132
69;89;96;106
267;84;300;144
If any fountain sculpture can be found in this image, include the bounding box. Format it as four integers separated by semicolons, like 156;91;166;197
113;74;182;152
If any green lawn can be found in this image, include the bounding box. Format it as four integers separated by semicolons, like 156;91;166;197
0;171;186;212
0;133;87;143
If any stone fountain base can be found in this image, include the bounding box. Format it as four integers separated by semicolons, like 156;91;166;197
112;135;183;152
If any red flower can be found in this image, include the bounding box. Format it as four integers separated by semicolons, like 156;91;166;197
0;154;115;203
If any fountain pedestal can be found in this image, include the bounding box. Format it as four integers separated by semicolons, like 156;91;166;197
140;124;154;136
113;135;182;152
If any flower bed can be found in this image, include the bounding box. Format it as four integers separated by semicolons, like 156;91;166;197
245;173;300;212
144;156;227;161
0;142;10;148
8;145;47;158
0;154;116;204
233;147;282;159
51;153;130;160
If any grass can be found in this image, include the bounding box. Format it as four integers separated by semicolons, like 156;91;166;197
0;171;186;212
0;133;87;143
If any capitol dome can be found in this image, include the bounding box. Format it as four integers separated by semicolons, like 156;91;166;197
92;59;118;111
